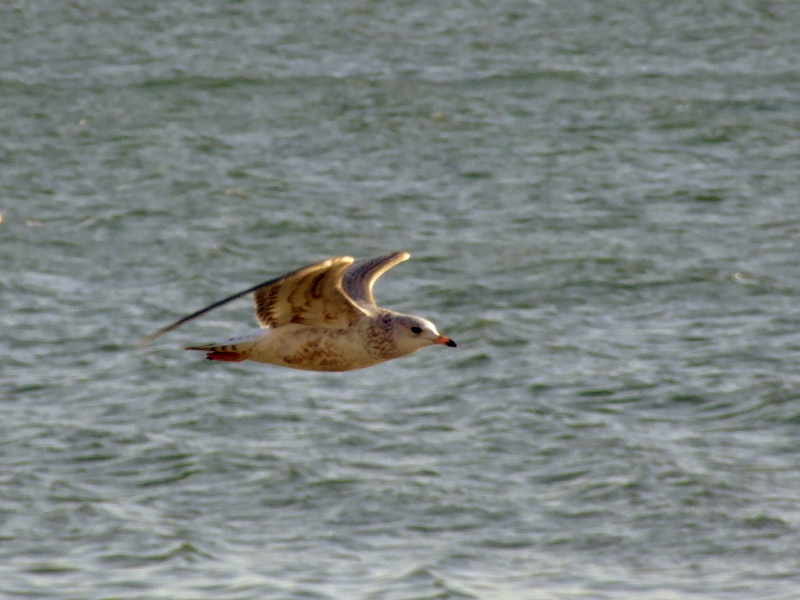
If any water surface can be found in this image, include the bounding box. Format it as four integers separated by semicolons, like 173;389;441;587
3;1;800;598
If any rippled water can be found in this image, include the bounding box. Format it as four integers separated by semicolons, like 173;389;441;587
3;1;800;598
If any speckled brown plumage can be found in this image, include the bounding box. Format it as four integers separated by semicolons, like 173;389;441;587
365;311;398;359
142;252;457;372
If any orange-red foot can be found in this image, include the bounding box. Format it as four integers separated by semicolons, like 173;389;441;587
206;351;247;362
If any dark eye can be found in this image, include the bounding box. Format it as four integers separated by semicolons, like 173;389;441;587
410;326;423;334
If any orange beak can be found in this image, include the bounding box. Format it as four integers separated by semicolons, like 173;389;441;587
433;335;457;347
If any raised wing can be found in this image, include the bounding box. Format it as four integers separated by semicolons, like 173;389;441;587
253;256;365;329
342;251;410;307
139;256;364;347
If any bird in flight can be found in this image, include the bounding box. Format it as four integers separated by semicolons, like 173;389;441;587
140;252;456;372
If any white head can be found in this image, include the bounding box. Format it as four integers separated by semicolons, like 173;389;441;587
390;313;457;357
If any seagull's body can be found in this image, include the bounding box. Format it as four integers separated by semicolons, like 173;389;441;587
141;252;456;372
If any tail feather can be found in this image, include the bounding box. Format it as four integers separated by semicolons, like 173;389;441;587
185;344;247;362
185;343;231;351
185;343;247;362
205;350;247;362
185;330;265;363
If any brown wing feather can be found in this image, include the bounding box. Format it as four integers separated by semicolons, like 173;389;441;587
342;251;410;307
139;256;365;347
254;256;365;329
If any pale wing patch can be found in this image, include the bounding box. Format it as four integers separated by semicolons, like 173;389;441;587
254;256;365;329
342;251;410;307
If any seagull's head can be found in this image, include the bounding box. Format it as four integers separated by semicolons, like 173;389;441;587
391;313;457;355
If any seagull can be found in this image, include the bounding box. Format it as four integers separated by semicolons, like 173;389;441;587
140;252;457;372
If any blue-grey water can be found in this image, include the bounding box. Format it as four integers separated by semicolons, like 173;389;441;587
3;1;800;598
